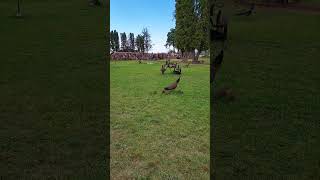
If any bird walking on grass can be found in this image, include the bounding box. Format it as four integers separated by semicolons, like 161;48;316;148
173;65;182;75
162;77;181;93
161;65;166;74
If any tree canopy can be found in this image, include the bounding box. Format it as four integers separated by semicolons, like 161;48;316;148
174;0;209;61
165;28;176;52
142;28;152;53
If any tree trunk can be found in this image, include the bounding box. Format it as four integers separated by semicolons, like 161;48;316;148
181;50;187;61
192;49;200;63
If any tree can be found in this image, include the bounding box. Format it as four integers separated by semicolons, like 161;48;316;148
135;35;145;53
120;32;128;51
128;33;135;52
114;31;120;51
175;0;197;60
165;28;176;52
110;30;115;52
110;30;120;52
174;0;208;62
142;28;152;53
193;0;209;61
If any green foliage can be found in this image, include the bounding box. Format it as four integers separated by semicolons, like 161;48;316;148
175;0;197;53
174;0;208;60
165;28;176;51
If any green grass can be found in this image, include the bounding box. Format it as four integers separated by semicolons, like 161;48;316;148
0;0;107;178
110;60;210;179
213;5;320;179
302;0;320;5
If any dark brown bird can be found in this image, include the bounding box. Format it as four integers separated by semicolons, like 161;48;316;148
173;65;182;75
162;77;181;93
161;65;166;74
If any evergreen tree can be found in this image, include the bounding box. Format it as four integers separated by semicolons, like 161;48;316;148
194;0;209;61
135;35;145;53
110;30;115;52
175;0;197;60
174;0;208;61
114;31;120;51
128;33;135;52
120;32;127;51
142;28;152;53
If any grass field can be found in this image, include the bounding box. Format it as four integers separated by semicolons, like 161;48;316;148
0;0;107;178
110;60;210;179
213;4;320;179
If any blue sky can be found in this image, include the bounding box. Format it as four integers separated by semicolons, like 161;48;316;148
110;0;175;53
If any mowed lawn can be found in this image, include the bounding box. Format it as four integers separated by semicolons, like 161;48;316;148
0;0;107;178
213;5;320;179
111;60;210;179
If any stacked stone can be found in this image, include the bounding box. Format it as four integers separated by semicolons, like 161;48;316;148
111;52;181;61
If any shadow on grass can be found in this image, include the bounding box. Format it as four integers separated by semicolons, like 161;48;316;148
161;90;184;96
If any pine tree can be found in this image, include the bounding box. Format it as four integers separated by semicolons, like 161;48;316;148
174;0;208;62
120;32;127;51
110;30;115;52
194;0;209;61
114;31;120;51
128;33;135;52
175;0;197;60
142;28;152;53
135;35;145;53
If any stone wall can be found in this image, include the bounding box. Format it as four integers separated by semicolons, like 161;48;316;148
110;52;188;60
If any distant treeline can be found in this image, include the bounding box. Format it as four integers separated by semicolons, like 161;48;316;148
110;28;152;53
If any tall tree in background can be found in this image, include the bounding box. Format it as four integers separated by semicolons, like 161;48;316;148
120;32;128;51
165;28;176;52
114;31;120;51
174;0;208;62
128;33;135;52
142;28;152;53
193;0;209;61
175;0;197;60
135;35;145;53
110;30;115;52
110;30;120;52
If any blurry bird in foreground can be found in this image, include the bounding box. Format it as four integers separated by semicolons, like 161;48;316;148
161;65;167;74
173;65;182;75
162;77;181;94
